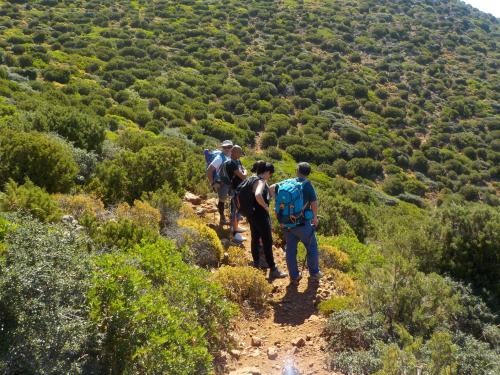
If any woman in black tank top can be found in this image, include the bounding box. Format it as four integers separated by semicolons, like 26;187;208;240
248;161;287;279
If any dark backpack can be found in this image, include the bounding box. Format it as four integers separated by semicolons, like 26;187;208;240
218;159;232;185
234;176;260;217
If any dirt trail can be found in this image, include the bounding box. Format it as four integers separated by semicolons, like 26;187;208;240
185;195;340;375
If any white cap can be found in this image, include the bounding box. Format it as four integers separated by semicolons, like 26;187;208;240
221;140;233;147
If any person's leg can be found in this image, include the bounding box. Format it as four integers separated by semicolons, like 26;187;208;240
248;216;260;267
285;228;300;279
218;185;230;225
259;215;276;270
303;223;320;276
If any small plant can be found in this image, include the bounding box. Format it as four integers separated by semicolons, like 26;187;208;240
92;218;159;250
319;295;357;316
212;266;271;308
325;269;357;296
115;199;161;231
320;245;350;271
226;246;249;266
0;179;61;222
54;193;105;220
177;218;224;267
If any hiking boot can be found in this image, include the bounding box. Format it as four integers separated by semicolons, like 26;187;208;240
310;271;323;281
234;226;247;233
270;267;288;279
290;273;302;285
232;232;247;242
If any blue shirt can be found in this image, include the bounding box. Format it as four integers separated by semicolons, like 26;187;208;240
297;177;317;205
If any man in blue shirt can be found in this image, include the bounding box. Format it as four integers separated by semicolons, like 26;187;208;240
276;162;321;284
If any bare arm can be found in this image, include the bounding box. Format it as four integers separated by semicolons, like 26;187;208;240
269;183;277;198
311;200;318;226
254;180;268;211
234;169;246;180
207;165;216;185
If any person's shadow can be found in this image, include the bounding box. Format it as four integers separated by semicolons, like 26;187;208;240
272;278;320;326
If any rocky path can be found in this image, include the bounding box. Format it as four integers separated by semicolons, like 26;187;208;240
184;194;340;375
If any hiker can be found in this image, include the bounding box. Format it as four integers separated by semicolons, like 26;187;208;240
223;145;248;242
206;140;233;226
273;162;321;284
247;160;287;278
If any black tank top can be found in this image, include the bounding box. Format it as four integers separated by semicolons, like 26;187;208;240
253;179;270;217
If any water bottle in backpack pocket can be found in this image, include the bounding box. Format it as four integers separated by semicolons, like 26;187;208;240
274;178;309;228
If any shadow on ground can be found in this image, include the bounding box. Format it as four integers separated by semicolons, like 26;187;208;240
272;278;320;326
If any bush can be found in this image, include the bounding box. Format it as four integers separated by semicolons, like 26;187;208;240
212;266;271;308
89;239;235;374
0;218;97;373
326;269;357;296
346;158;383;180
177;218;223;267
0;130;78;193
141;182;182;226
92;218;159;251
115;200;161;232
319;194;371;242
54;193;105;220
30;105;106;152
426;203;500;305
0;179;61;222
95;144;187;204
42;67;71;83
320;245;350;271
225;245;249;266
260;131;278;149
319;295;357;316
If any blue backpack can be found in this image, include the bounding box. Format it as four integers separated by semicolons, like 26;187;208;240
204;149;227;181
275;178;310;228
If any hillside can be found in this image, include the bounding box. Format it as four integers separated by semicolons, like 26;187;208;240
0;0;499;374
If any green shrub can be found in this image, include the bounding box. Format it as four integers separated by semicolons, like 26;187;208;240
141;182;182;226
319;295;357;316
91;218;159;251
319;194;371;242
177;218;224;267
89;239;235;374
42;67;71;83
95;144;187;204
212;266;271;308
0;218;97;373
426;203;500;305
30;105;106;152
320;245;350;271
0;179;61;222
0;130;78;193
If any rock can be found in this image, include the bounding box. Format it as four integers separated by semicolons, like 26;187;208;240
195;207;206;216
61;215;74;223
184;192;202;205
228;367;261;375
292;337;306;348
229;349;242;359
251;336;262;347
267;346;278;360
250;349;260;357
306;334;312;341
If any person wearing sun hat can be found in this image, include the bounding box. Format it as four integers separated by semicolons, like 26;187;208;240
207;140;233;225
